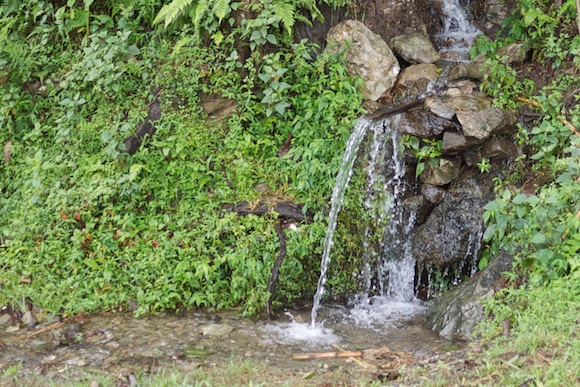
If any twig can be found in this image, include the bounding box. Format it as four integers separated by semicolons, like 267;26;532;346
517;97;580;136
292;351;363;360
22;321;66;339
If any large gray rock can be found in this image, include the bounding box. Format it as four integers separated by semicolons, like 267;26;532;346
457;107;518;140
413;171;496;269
426;250;514;341
389;33;441;64
396;64;439;96
326;20;400;101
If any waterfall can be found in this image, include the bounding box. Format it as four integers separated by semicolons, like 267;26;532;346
310;117;372;328
310;116;424;329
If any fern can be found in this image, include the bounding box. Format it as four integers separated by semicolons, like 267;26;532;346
273;1;296;36
212;0;232;25
153;0;196;27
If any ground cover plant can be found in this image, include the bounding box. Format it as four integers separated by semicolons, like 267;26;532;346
0;0;367;317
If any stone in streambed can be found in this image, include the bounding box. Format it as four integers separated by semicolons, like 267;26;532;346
202;323;234;336
389;33;441;64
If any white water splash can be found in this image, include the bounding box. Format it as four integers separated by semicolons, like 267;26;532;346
262;320;340;346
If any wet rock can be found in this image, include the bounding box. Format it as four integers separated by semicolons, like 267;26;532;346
447;61;485;81
420;157;461;186
482;137;518;159
441;132;479;155
389;33;441;64
403;195;431;225
457;107;518;140
22;311;37;328
396;64;439;96
421;184;446;204
399;108;455;138
426;250;515;341
424;96;455;120
444;93;491;112
52;323;82;345
326;20;400;101
413;171;496;270
202;323;234;336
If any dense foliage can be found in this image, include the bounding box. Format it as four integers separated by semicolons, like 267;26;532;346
0;0;367;316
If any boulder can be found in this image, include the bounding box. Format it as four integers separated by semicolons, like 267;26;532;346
457;107;518;140
413;171;496;270
396;64;439;96
389;33;441;64
326;20;400;101
426;250;514;341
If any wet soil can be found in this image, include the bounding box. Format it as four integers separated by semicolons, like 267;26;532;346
0;306;453;385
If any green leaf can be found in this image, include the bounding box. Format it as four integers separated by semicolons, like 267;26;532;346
530;233;546;244
512;193;528;205
127;45;140;55
84;259;99;271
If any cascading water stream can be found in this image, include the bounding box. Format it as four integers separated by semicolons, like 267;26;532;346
434;0;481;60
310;116;424;329
310;117;372;328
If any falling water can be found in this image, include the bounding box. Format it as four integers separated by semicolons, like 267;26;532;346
310;117;372;328
349;116;424;328
435;0;482;60
310;116;425;329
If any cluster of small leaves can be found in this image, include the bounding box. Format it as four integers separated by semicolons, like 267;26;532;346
402;135;442;177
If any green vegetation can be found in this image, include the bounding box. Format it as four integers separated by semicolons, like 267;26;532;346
0;0;366;317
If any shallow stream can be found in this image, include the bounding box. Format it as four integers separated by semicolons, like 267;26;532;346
0;304;449;382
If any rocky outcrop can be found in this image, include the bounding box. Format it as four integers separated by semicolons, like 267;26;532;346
412;170;496;270
426;250;514;341
326;20;400;101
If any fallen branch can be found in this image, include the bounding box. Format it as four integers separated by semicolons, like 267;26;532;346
292;351;363;360
364;95;429;121
22;320;66;339
224;201;314;223
517;96;580;136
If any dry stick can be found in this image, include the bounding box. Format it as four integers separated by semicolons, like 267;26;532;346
332;344;380;369
292;351;363;360
22;321;66;339
516;97;580;136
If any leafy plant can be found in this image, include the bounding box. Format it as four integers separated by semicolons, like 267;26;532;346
402;135;442;177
